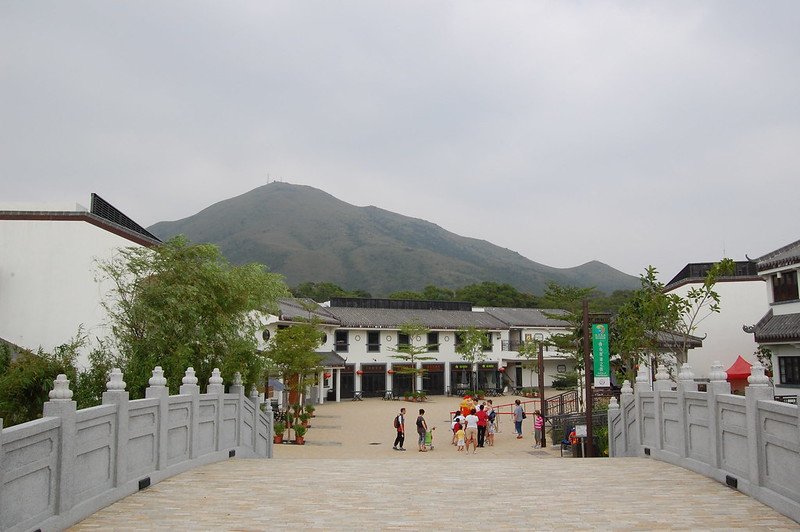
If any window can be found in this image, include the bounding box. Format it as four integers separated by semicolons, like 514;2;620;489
367;331;381;352
427;332;439;352
262;329;271;342
335;330;349;353
772;270;799;303
778;356;800;385
483;332;493;352
398;333;410;347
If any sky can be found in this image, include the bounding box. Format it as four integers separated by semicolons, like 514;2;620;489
2;1;799;282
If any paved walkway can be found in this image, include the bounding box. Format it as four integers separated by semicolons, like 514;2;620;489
71;396;800;530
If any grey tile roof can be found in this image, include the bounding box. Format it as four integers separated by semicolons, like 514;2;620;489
318;350;347;367
652;330;703;349
750;309;800;343
756;239;800;272
325;307;507;330
277;298;340;325
483;307;571;327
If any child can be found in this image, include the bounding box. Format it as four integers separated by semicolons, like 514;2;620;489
533;410;544;448
487;418;495;446
452;413;462;445
456;426;465;452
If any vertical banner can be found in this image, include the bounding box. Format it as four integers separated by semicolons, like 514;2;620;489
592;323;610;387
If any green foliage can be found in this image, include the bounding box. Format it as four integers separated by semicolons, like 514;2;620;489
551;371;578;390
265;322;324;408
455;327;491;365
293;423;307;437
291;281;370;302
754;346;773;374
388;322;438;393
455;282;539;307
273;421;286;435
98;236;288;397
0;343;11;374
388;290;424;300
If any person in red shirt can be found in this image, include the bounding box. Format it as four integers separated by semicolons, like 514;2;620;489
476;404;489;447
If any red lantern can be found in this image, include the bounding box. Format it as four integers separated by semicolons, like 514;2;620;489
499;367;506;373
324;372;332;379
356;370;364;376
387;369;395;375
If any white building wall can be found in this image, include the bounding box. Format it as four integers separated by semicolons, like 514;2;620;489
667;279;767;379
0;219;146;367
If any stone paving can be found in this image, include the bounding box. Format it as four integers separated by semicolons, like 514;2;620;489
71;396;800;531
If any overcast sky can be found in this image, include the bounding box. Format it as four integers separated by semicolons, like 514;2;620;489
2;2;798;282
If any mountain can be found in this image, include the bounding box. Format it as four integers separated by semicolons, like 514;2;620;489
149;183;639;296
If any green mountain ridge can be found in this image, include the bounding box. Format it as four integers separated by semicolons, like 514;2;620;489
149;182;639;296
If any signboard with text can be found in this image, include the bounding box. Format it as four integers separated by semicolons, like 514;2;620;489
592;323;610;387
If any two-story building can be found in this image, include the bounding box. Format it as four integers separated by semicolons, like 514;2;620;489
258;297;576;402
746;239;800;398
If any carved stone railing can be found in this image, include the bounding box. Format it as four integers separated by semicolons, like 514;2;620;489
608;362;800;523
0;366;273;532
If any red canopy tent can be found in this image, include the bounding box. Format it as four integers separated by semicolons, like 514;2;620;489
726;355;753;393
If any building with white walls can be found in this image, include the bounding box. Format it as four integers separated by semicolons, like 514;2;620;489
746;239;800;397
0;194;160;367
258;297;576;401
664;261;766;379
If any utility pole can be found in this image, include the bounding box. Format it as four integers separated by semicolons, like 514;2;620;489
582;299;594;457
537;340;546;447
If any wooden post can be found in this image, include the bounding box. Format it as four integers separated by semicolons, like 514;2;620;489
583;299;594;457
537;341;546;448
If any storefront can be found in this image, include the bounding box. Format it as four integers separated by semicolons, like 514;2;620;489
339;364;355;399
477;362;499;392
422;363;445;395
391;364;414;396
450;363;472;395
359;363;386;397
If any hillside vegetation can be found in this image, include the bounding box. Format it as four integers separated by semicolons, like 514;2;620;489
149;182;638;296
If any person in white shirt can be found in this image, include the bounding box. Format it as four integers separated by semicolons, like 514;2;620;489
464;408;479;454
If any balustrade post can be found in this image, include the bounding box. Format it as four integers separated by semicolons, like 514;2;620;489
607;396;620;457
145;366;169;471
230;372;245;447
706;361;729;469
620;379;634;455
43;374;77;515
249;386;261;452
208;369;224;452
634;366;649;455
652;364;671;453
264;392;274;458
102;368;129;487
180;367;200;459
676;363;697;458
745;362;772;488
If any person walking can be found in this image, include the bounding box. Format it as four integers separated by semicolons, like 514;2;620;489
416;408;428;452
393;407;406;451
513;399;524;439
464;408;479;454
533;410;544;448
476;404;488;447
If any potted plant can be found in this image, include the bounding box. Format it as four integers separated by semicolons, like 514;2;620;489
294;423;307;445
299;412;311;428
415;391;427;402
273;421;286;444
305;404;316;418
404;392;412;402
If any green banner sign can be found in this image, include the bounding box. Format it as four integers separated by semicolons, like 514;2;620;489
592;323;610;388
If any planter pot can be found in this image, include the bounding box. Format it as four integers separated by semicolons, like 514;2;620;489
274;435;284;444
295;436;305;445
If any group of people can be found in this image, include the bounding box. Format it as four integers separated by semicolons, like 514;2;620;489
392;399;545;455
392;407;433;452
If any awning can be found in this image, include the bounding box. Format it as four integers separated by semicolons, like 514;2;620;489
725;355;753;380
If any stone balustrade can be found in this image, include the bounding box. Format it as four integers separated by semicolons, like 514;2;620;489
0;366;273;532
609;361;800;523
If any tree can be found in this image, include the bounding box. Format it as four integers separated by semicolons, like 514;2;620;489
388;322;438;393
517;339;541;388
290;282;371;301
455;326;491;391
670;258;736;364
455;282;538;308
98;236;288;397
264;321;324;411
